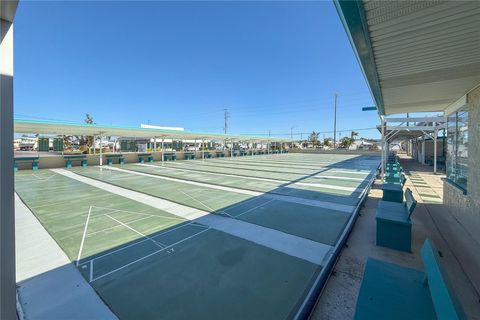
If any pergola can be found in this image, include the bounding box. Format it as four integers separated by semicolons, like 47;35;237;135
379;116;447;175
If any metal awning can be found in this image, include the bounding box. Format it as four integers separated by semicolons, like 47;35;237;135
334;0;480;115
14;119;290;142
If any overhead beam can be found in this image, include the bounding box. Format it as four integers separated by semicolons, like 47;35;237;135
385;116;446;123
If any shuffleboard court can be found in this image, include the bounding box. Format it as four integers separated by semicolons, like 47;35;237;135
15;153;379;319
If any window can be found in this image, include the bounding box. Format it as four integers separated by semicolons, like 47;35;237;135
446;107;468;191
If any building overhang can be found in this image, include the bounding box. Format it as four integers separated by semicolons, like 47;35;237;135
334;0;480;116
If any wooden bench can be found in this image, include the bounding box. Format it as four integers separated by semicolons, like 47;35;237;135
382;174;407;203
184;152;196;160
163;153;176;161
354;239;466;320
216;152;225;158
138;153;153;163
376;188;416;252
106;154;125;165
14;156;39;171
64;154;87;168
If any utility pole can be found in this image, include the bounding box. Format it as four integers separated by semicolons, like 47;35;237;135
333;93;338;149
223;109;229;134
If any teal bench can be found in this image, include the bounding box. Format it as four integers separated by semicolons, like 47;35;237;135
354;239;466;320
164;153;176;161
232;151;240;157
382;174;407;203
14;156;39;171
216;152;225;158
106;154;125;165
204;152;213;159
240;150;247;156
64;154;87;168
376;188;416;252
138;153;153;163
184;152;196;160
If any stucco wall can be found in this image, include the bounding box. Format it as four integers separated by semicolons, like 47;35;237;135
444;84;480;244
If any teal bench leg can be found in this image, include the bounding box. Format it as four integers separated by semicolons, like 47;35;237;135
81;159;87;167
119;158;125;165
66;160;72;168
139;157;144;163
107;158;113;165
14;162;18;172
32;161;38;171
148;156;153;162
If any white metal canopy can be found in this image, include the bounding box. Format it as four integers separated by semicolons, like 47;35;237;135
14;119;290;142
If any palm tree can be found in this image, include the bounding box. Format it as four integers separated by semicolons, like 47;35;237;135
350;130;359;140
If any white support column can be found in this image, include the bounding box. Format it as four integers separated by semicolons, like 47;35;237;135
380;116;385;178
99;135;103;166
251;140;254;156
202;138;205;160
93;135;96;154
161;138;164;165
153;137;157;152
434;128;438;173
1;15;17;320
268;141;270;155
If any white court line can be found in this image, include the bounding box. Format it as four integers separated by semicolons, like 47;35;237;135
55;169;333;265
104;166;354;212
91;227;211;282
90;206;185;222
79;222;207;267
105;214;166;248
177;189;216;213
76;206;93;266
87;215;154;237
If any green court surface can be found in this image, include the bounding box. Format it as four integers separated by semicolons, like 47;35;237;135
15;153;379;319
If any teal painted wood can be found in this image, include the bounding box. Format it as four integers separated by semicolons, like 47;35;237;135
382;183;403;203
354;258;436;320
421;240;467;320
376;218;412;252
376;188;417;252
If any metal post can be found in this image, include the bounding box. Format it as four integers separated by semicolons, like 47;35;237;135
434;127;438;174
161;138;164;165
421;138;425;165
0;16;17;320
99;135;103;166
333;93;338;149
380;116;385;178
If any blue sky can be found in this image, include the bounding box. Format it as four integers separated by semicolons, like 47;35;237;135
13;1;380;139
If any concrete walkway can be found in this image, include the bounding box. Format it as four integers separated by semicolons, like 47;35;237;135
52;168;332;265
15;194;117;320
311;157;480;320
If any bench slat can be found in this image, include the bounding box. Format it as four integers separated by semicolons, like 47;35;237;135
421;240;466;320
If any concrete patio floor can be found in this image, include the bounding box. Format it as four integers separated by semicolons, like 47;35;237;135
311;155;480;320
